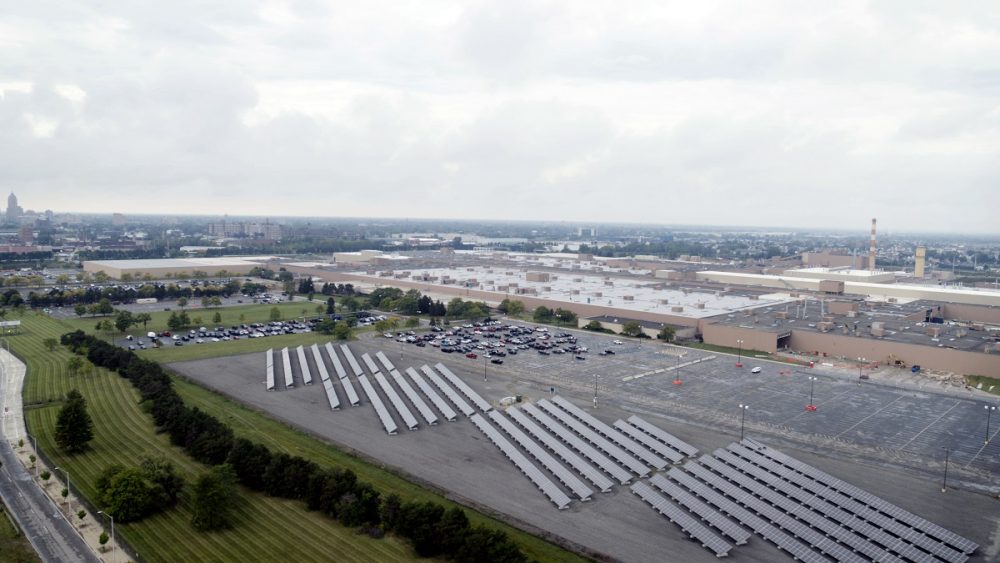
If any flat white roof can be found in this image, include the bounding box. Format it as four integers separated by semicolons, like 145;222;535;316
85;257;264;269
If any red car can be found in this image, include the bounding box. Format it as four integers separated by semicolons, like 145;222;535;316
466;352;478;359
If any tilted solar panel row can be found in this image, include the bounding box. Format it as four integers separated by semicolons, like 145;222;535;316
321;379;340;410
521;403;632;485
613;419;684;463
507;406;614;492
708;450;905;563
550;395;667;469
435;363;493;413
648;474;751;545
420;365;475;417
265;349;275;391
390;369;437;425
325;344;360;406
356;374;398;435
470;413;571;510
326;343;348;378
375;350;395;373
295;345;313;385
339;344;365;377
686;461;866;563
536;399;650;477
729;443;964;563
311;344;331;382
361;352;382;376
373;372;418;431
405;367;457;422
628;414;699;457
488;410;593;501
281;347;294;388
667;467;832;563
631;481;733;558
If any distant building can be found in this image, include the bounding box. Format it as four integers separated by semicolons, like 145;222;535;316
207;220;283;240
6;192;23;222
18;225;32;244
112;213;127;226
578;227;598;237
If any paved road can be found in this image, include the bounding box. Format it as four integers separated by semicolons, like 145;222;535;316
0;347;100;563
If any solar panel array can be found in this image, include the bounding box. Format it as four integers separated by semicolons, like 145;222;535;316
326;343;360;406
627;415;699;457
265;349;275;391
421;365;475;417
295;345;313;385
375;350;395;372
356;373;398;435
280;347;294;388
521;402;633;485
507;406;614;492
631;481;733;558
405;367;457;422
612;419;683;464
550;396;667;470
360;352;381;375
487;410;593;501
536;399;650;477
470;413;571;510
648;474;750;546
390;369;437;425
435;363;493;413
374;371;419;431
339;344;364;377
311;345;330;381
311;344;340;410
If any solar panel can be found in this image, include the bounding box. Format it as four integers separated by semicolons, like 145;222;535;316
613;420;684;463
536;399;650;477
326;344;360;406
649;474;750;545
361;352;381;376
507;407;614;493
434;363;493;413
373;372;419;431
295;345;313;385
339;344;365;377
470;413;571;510
321;378;340;410
325;343;348;378
521;403;633;485
488;410;593;500
405;367;457;422
420;365;475;417
311;344;331;382
627;414;699;457
280;347;294;388
389;369;437;425
265;348;275;391
375;350;396;372
631;481;733;558
550;396;667;469
356;374;398;435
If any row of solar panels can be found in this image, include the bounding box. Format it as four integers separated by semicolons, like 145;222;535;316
736;439;977;561
632;480;734;558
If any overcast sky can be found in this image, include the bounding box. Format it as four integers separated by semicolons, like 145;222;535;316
2;1;998;233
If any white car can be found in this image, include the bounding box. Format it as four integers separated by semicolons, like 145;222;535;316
613;340;623;345
751;367;762;374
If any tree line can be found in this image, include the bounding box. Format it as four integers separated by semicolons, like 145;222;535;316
58;331;526;559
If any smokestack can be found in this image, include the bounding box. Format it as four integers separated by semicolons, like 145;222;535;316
915;246;926;278
868;218;877;272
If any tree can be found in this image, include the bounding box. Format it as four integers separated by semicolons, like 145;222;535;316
405;316;420;328
657;325;675;342
269;307;282;321
41;471;51;482
167;312;184;331
140;457;184;507
99;532;109;551
532;306;553;322
135;312;152;330
332;321;352;340
114;310;134;335
506;300;525;317
582;320;605;332
74;303;87;317
212;311;222;324
621;321;643;337
325;297;336;315
177;297;188;309
95;298;114;316
341;295;360;312
191;464;238;531
554;308;577;325
54;389;94;453
77;509;86;522
99;467;154;523
43;337;58;351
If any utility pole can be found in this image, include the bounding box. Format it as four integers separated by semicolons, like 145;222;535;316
941;447;950;493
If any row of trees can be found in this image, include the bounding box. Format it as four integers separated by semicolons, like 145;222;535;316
532;306;578;325
27;280;244;309
95;458;185;523
59;331;525;559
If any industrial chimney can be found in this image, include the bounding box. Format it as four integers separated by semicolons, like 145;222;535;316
868;218;877;272
915;246;926;278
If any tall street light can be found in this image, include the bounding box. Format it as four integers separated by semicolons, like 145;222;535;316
672;354;682;386
738;404;749;441
593;374;599;409
735;340;744;368
54;466;70;514
805;376;818;412
941;447;950;493
985;405;997;445
98;510;116;563
483;354;488;382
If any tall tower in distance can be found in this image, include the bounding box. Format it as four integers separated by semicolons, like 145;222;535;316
6;192;23;222
915;246;926;278
868;218;877;272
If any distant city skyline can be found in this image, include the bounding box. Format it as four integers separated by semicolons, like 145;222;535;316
2;2;998;233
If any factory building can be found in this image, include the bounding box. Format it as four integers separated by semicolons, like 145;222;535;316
83;257;266;279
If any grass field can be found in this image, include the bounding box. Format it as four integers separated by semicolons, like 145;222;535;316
16;313;585;563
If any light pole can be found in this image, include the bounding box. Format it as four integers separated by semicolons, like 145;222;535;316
673;354;682;386
735;340;744;368
738;404;749;441
28;434;37;477
98;510;116;563
483;354;488;382
806;376;818;412
941;447;950;493
593;374;599;409
985;405;996;445
54;466;70;514
858;357;866;379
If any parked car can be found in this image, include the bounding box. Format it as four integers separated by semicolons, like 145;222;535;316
490;358;504;365
466;352;478;359
751;366;762;374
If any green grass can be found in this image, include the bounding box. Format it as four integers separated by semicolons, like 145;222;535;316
0;506;39;563
965;375;1000;396
18;313;585;563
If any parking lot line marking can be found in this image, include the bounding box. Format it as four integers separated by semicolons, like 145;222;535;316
622;355;715;382
835;395;904;438
896;400;961;451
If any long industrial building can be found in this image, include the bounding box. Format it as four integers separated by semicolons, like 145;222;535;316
83;257;267;279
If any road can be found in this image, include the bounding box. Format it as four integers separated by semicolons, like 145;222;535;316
0;347;100;563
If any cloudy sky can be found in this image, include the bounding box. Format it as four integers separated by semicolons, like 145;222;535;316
2;1;998;232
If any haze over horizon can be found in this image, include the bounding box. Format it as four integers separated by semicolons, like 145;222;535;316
2;1;998;234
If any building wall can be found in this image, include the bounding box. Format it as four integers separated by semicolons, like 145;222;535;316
801;252;864;269
941;303;1000;325
83;262;258;279
700;323;780;354
788;330;1000;376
